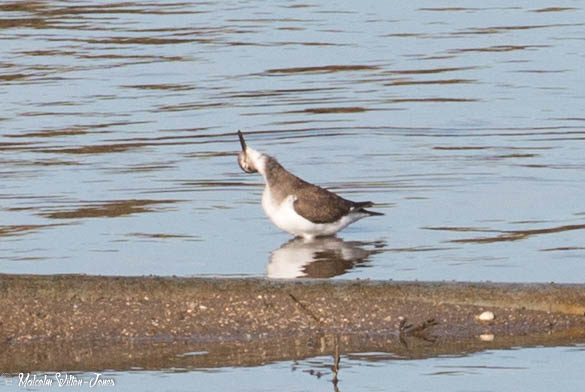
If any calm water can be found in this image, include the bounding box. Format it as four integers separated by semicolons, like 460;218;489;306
3;345;585;391
109;345;585;391
2;0;585;390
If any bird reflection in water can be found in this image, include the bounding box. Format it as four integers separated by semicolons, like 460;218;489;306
267;236;385;279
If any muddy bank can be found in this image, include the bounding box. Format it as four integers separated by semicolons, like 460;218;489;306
1;274;585;372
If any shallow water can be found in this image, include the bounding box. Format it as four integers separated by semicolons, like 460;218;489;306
2;0;585;282
2;0;585;389
3;344;585;392
133;345;585;391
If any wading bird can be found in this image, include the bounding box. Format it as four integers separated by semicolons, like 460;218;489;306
237;131;383;239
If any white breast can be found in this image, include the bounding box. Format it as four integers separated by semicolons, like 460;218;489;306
261;186;366;239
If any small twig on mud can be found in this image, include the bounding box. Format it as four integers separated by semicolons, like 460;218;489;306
399;317;439;342
288;293;321;324
332;334;341;389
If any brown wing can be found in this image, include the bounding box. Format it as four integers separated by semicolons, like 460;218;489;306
262;155;370;223
292;181;354;224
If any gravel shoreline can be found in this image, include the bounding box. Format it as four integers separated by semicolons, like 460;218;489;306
1;274;585;371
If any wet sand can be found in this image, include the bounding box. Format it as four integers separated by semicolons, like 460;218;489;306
1;274;584;372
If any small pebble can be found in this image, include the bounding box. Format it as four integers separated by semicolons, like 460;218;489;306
479;333;495;342
477;311;495;321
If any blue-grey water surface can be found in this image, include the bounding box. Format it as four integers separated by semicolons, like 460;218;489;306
2;0;585;390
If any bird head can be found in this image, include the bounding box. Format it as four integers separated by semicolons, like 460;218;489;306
237;130;258;173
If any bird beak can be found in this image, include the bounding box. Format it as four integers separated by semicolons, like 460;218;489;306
237;130;247;152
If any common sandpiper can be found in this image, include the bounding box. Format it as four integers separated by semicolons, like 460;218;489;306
237;131;383;239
